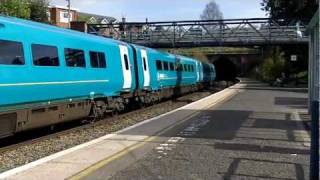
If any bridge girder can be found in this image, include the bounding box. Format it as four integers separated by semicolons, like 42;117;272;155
88;18;309;48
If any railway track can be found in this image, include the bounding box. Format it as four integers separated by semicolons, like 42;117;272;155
0;99;175;154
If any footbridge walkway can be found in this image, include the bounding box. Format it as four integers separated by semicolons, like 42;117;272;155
88;18;309;48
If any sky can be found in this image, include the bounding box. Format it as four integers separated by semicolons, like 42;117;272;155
49;0;267;21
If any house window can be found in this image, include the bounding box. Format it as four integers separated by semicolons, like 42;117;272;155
60;11;73;23
63;12;69;18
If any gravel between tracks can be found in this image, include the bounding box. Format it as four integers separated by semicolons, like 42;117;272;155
0;87;225;173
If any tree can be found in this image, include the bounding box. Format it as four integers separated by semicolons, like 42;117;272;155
0;0;30;19
200;0;223;20
29;0;49;23
0;0;49;23
259;48;286;82
261;0;317;24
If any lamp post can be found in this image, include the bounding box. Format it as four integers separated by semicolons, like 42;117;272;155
67;0;71;28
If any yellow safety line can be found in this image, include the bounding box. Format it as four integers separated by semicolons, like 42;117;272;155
68;90;237;180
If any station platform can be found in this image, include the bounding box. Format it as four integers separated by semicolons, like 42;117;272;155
0;79;310;180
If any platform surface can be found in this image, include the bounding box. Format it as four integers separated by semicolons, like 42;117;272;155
2;79;310;180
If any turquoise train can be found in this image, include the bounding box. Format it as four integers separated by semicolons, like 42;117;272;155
0;16;216;138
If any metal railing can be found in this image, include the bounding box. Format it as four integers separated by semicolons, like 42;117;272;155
88;18;308;48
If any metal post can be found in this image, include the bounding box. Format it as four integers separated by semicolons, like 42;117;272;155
173;23;176;48
67;0;71;28
310;100;319;180
129;31;133;43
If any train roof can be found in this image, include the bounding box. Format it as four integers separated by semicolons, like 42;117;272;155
0;15;124;46
0;15;214;67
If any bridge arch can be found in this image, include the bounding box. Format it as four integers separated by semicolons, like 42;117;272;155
213;56;238;81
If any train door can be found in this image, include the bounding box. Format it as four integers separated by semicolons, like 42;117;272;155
199;63;204;82
141;49;150;87
119;45;132;89
196;62;200;82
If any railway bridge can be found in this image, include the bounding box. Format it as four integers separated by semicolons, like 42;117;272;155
87;18;309;48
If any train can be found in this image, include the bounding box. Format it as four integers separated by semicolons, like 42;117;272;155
0;15;216;138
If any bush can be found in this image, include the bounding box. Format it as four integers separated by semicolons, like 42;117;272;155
260;49;286;82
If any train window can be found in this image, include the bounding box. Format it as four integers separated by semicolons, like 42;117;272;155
143;57;147;71
65;48;86;67
188;65;192;72
184;64;188;72
156;60;162;70
0;39;25;65
177;64;182;71
124;54;129;70
169;62;174;71
32;44;59;66
163;61;169;71
90;51;106;68
191;65;194;72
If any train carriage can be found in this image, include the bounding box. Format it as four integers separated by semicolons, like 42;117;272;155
0;15;216;138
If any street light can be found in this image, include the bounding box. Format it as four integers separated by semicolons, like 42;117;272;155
66;0;71;28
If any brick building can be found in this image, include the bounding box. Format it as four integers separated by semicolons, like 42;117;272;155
48;5;79;28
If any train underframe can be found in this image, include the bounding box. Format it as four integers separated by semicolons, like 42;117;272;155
0;82;211;138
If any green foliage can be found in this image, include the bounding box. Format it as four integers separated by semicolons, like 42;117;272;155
0;0;49;22
261;0;317;24
260;49;286;81
0;0;30;19
29;0;49;23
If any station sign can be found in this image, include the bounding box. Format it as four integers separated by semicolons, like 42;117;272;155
291;55;297;61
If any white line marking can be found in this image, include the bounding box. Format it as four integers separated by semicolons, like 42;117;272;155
0;80;109;87
160;144;169;147
292;111;311;147
156;147;165;150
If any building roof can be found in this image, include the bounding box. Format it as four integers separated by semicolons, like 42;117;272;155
79;12;117;24
48;5;79;12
